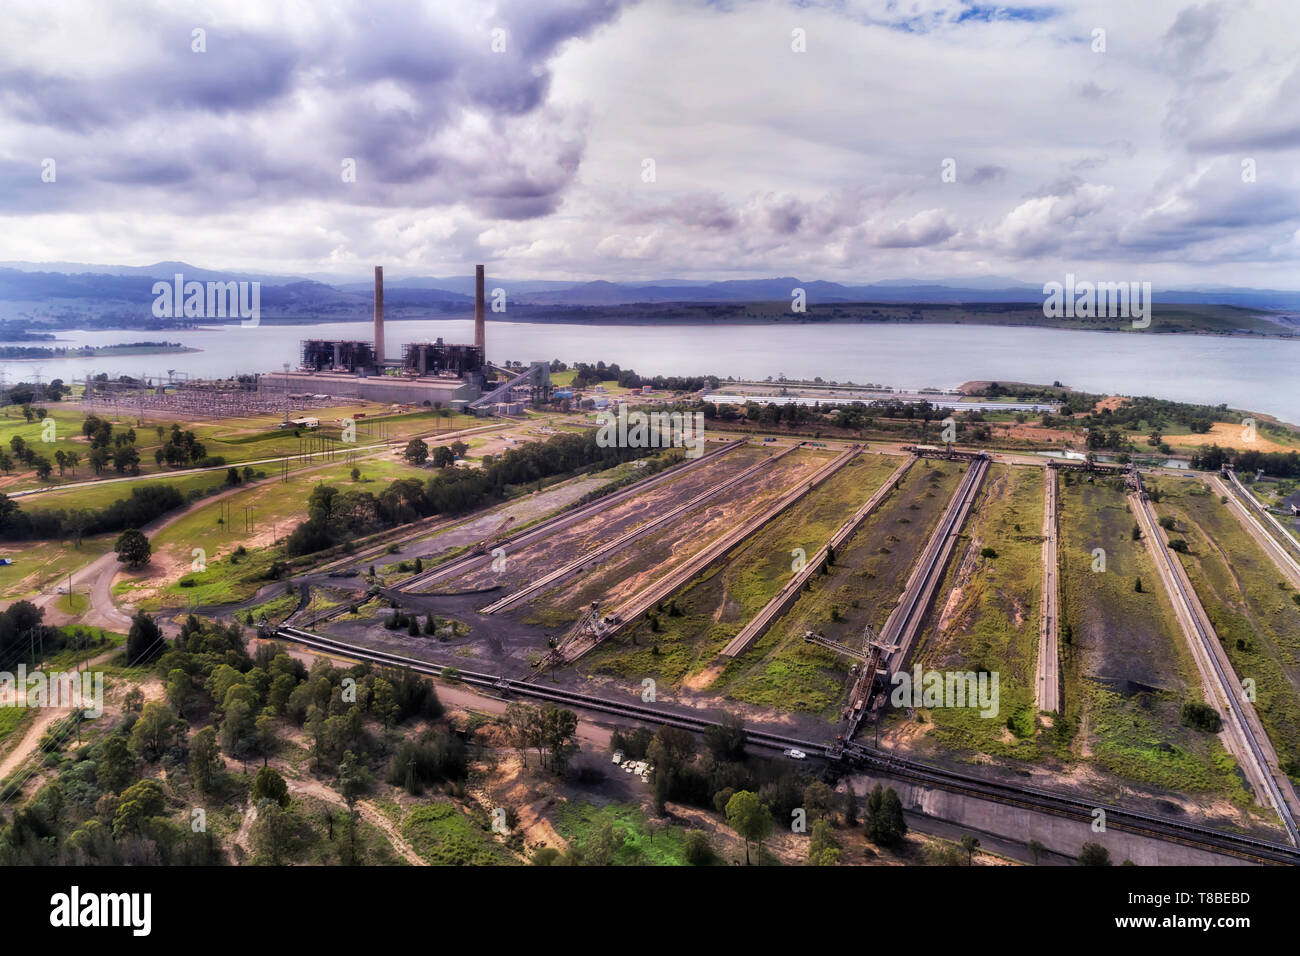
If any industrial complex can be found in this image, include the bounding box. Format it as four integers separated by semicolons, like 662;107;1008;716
260;264;551;413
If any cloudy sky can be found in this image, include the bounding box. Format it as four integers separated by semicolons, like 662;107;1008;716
3;0;1300;286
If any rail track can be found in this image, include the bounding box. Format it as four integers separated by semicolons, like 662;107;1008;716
878;454;989;668
272;624;1300;865
1035;466;1061;712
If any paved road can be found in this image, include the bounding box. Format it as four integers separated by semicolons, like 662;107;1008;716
1034;467;1060;713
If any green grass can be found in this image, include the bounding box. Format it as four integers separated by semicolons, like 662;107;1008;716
135;545;286;610
0;707;34;749
1;401;482;492
1083;682;1251;797
400;801;514;865
0;534;113;602
131;456;435;609
22;470;232;514
912;464;1045;757
1058;475;1250;798
551;801;693;865
241;589;302;625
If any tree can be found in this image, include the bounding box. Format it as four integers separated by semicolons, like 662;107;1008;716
403;438;429;465
220;699;256;760
338;750;370;807
1180;700;1222;733
165;668;192;716
190;726;220;793
251;801;296;865
808;818;841;866
253;766;291;808
112;779;166;838
97;734;135;793
586;820;626;865
703;712;747;762
1077;842;1112;866
803;780;838;823
539;705;579;774
842;783;858;826
125;611;164;666
1027;839;1045;865
683;829;713;865
865;784;908;847
960;833;981;864
647;725;696;777
114;528;152;569
129;700;185;762
725;790;772;865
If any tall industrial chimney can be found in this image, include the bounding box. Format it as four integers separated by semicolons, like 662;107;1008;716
373;265;385;366
474;264;485;352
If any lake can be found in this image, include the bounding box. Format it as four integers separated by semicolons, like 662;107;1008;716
3;320;1298;425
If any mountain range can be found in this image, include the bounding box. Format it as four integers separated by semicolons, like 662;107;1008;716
2;261;1300;321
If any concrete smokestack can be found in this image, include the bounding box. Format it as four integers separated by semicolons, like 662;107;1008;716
373;266;384;366
474;264;485;352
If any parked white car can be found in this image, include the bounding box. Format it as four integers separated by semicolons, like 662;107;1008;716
611;750;624;764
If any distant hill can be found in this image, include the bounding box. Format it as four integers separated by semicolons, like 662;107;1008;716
1;260;1298;332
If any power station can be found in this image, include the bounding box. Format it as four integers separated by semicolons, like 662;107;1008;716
261;264;549;413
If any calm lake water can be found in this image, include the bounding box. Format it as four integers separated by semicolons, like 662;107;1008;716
4;320;1299;425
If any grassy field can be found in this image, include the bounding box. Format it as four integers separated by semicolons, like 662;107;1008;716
126;457;434;610
400;800;514;865
0;534;113;602
21;469;237;514
715;461;965;716
0;405;92;482
909;463;1045;757
551;801;695;865
1058;475;1251;799
0;400;482;493
579;454;899;689
1152;477;1300;779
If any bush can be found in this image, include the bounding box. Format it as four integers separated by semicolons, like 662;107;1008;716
1180;700;1222;733
684;829;713;865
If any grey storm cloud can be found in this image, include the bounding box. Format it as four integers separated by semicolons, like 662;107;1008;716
0;0;626;219
3;0;1300;286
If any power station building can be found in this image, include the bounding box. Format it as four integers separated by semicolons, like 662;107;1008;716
261;264;548;411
